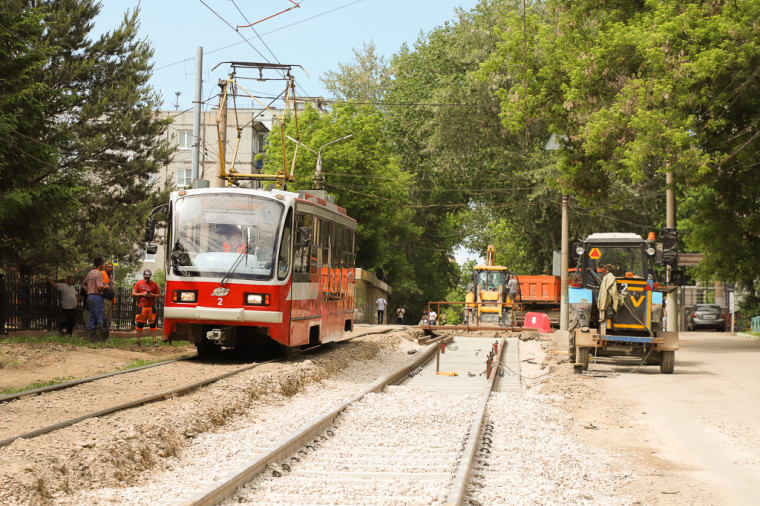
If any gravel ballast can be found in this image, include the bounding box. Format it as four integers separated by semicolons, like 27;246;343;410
1;330;653;504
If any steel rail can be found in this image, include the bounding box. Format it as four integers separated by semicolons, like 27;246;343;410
0;328;409;449
0;326;397;404
0;356;285;449
0;356;191;404
185;339;443;506
445;337;507;505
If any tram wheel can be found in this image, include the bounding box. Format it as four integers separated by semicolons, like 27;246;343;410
196;338;221;357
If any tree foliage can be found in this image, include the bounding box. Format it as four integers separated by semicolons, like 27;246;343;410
0;0;173;276
481;0;760;294
260;103;451;314
321;42;390;103
268;0;760;313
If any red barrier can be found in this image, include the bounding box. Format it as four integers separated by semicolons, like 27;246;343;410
523;312;552;333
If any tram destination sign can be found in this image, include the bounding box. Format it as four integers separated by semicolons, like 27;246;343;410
677;253;705;266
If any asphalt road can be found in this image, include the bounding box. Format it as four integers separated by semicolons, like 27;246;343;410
591;331;760;504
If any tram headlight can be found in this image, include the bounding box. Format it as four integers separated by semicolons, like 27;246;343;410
245;293;270;306
172;290;197;303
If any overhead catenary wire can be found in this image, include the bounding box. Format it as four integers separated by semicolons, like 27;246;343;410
155;0;364;76
229;0;282;65
197;0;270;63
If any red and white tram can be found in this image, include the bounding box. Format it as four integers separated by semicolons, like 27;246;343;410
161;187;357;355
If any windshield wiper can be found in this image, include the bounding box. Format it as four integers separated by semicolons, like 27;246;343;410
219;241;250;287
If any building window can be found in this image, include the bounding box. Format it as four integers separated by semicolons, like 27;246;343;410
139;247;156;263
177;168;192;188
252;132;269;153
178;131;193;150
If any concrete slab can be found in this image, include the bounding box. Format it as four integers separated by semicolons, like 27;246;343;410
404;337;519;394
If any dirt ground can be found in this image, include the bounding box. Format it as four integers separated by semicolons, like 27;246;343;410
1;328;758;504
543;329;760;505
0;340;195;391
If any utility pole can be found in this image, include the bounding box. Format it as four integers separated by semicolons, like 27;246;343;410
545;134;569;331
666;169;679;332
191;47;203;183
560;194;569;331
217;78;228;186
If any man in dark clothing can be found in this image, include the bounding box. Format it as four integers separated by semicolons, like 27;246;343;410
46;275;79;335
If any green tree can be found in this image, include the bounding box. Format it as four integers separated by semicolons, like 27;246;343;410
0;0;173;276
262;104;433;310
321;41;391;103
482;1;760;296
384;3;578;276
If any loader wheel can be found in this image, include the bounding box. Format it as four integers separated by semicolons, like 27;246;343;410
578;347;590;371
660;350;675;374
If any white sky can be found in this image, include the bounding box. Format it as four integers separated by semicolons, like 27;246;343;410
95;0;481;111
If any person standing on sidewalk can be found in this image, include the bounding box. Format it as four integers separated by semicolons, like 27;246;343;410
82;257;106;342
101;261;116;341
46;275;79;336
396;305;405;325
132;269;161;347
375;295;387;325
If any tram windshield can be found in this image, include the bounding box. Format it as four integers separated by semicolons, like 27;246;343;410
170;193;284;279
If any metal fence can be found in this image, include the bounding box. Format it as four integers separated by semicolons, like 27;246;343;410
0;275;163;334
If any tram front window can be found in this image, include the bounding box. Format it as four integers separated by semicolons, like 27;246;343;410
170;194;284;279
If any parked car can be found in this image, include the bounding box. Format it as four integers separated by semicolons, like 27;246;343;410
687;304;726;331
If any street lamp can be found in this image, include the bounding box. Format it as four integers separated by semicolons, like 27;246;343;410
286;134;353;190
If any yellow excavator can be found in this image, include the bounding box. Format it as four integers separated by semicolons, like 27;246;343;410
466;245;510;325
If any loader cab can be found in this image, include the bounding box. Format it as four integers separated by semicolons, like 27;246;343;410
577;233;649;289
473;268;507;292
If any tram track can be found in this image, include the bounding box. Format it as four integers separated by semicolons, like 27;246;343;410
0;355;280;448
0;327;402;449
182;336;509;505
0;356;192;405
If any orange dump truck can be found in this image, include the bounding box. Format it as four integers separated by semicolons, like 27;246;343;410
510;274;562;326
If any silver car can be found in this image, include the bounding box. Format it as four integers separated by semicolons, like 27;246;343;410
687;304;726;331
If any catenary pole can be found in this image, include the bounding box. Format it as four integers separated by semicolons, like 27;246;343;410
666;169;679;332
560;194;569;331
191;47;203;183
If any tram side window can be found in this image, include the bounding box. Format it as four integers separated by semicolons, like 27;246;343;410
319;218;330;268
311;217;319;275
277;210;292;280
294;212;313;281
333;225;343;269
344;229;355;268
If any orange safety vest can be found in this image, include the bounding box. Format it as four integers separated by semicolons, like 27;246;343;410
223;241;246;253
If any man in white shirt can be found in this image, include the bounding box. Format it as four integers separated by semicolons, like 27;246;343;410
376;296;387;324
